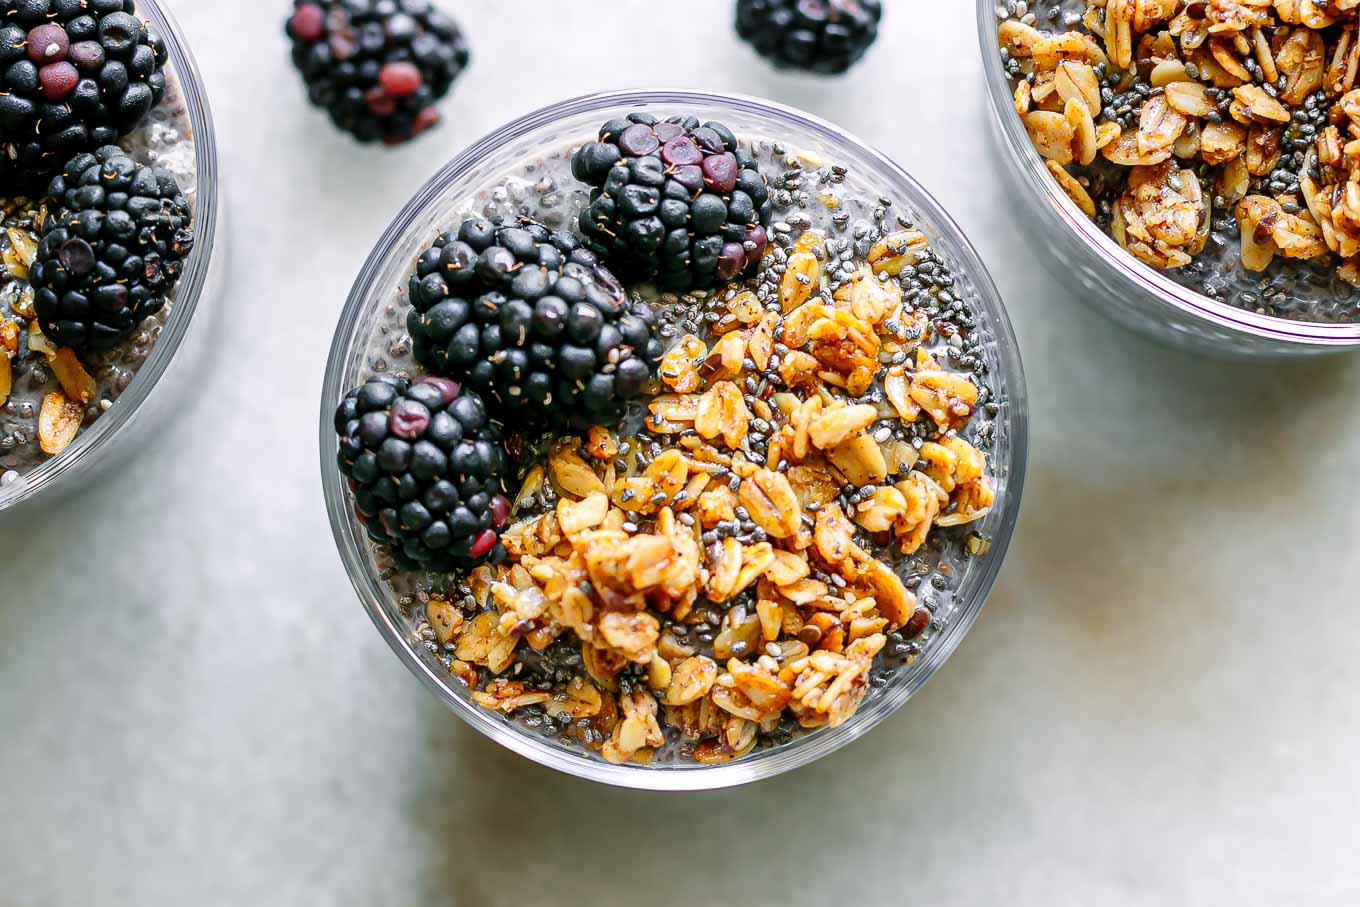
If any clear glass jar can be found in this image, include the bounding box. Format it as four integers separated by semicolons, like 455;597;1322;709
975;0;1360;357
0;0;223;514
320;90;1029;789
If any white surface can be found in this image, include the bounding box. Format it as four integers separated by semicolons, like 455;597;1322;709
3;2;1359;904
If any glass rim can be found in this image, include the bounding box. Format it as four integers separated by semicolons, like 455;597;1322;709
0;0;221;511
974;0;1360;348
320;88;1030;790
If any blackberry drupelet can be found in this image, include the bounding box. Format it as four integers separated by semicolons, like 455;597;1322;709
735;0;882;75
0;0;169;192
407;217;664;430
30;145;193;353
571;112;772;293
335;374;511;571
286;0;469;145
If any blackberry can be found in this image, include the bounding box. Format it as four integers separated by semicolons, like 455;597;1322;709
735;0;883;75
335;374;511;571
0;0;169;192
286;0;469;145
30;146;193;353
407;217;664;430
571;113;772;292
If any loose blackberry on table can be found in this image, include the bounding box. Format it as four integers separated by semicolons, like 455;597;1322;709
406;217;664;430
29;145;193;354
285;0;469;145
335;374;511;571
735;0;883;76
0;0;168;193
571;112;773;292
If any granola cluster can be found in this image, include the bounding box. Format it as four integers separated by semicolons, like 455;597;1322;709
1001;0;1360;285
421;227;995;766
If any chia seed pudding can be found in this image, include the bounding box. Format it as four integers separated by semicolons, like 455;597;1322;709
0;14;197;489
331;100;1022;773
996;0;1360;323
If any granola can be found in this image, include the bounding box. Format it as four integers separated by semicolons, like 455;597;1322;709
999;0;1360;319
346;128;1008;768
411;221;995;766
0;66;199;484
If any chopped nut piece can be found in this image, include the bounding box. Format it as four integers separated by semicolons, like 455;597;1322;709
38;392;83;456
832;269;901;326
713;603;763;659
5;227;36;270
598;611;661;664
48;348;97;404
855;486;908;533
1237;194;1282;270
585;426;618;460
665;655;718;706
813;503;855;565
659;335;706;393
471;680;550;714
557;491;609;537
549;445;607;498
696;484;738;528
544;677;603;719
694;380;750;449
426;599;463;645
602;689;664;764
780;250;821;312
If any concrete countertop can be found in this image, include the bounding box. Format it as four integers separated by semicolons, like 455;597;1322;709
3;1;1358;904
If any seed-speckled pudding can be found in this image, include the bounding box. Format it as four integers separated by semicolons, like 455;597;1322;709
0;1;198;489
325;93;1026;785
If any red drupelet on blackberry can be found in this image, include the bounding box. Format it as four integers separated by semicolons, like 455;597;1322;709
286;0;469;145
406;217;664;430
30;145;193;354
0;0;169;193
571;113;772;293
335;374;511;571
735;0;882;75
